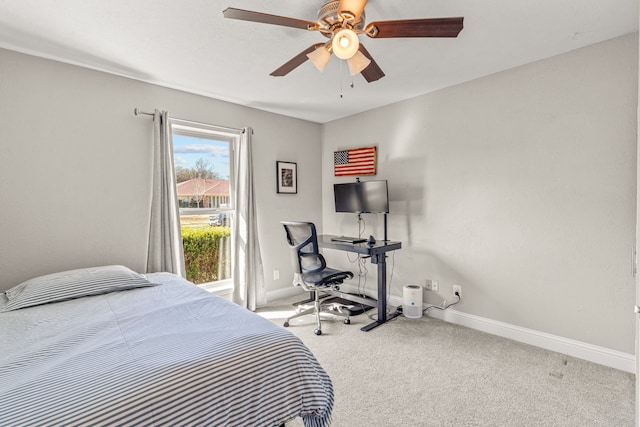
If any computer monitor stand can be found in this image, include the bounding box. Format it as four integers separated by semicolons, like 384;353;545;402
383;213;388;243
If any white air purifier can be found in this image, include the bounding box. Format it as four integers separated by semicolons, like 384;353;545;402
403;285;423;319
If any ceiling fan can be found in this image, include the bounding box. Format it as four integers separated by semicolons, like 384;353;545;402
223;0;464;83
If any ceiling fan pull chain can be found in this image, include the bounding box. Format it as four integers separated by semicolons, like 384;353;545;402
339;60;344;98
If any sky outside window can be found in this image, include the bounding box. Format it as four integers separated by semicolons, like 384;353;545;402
173;134;230;179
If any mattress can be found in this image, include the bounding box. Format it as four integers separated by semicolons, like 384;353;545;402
0;271;333;427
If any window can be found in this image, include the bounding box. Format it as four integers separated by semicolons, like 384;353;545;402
170;119;240;293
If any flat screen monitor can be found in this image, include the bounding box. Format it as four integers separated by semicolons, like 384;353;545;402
334;180;389;214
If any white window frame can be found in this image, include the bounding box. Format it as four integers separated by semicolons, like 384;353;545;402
170;118;241;295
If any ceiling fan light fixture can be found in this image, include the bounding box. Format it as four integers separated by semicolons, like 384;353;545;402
307;45;332;72
347;50;371;75
332;28;359;59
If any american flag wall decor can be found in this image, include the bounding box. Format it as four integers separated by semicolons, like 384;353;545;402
334;146;377;177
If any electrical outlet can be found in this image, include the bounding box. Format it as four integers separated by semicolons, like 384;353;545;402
431;280;439;292
273;269;280;280
453;285;462;297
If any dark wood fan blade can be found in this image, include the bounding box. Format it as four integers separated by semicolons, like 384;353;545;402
338;0;368;20
366;17;464;38
270;43;325;76
357;44;385;83
223;7;318;31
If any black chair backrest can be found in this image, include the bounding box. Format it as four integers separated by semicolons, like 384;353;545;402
281;221;327;275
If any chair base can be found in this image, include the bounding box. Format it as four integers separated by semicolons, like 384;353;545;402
283;296;351;335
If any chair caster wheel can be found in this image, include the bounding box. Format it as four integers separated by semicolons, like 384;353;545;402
283;321;289;327
344;318;351;325
314;329;322;335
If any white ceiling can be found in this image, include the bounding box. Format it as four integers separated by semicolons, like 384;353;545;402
0;0;637;123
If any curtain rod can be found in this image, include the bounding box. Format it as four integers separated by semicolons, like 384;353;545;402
134;107;246;134
133;107;154;117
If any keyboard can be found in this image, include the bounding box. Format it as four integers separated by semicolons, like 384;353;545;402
330;236;367;244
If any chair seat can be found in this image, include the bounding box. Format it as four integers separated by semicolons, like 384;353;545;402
302;267;353;287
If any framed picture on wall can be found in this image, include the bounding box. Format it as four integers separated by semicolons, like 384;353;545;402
276;161;297;194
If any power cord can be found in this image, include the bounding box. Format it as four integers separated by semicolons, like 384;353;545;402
423;292;461;315
387;251;395;302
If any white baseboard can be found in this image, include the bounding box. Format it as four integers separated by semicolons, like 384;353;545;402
267;285;635;373
425;306;635;373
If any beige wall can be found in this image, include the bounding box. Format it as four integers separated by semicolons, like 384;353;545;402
0;48;322;294
322;34;638;354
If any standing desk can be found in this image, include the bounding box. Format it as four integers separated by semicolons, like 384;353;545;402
318;235;402;332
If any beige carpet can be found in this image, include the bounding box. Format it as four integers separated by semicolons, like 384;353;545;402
257;296;635;427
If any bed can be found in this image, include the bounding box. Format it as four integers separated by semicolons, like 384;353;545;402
0;266;333;427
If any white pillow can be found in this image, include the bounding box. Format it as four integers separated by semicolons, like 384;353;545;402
1;265;158;312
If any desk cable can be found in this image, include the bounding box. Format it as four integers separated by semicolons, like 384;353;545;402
348;213;369;297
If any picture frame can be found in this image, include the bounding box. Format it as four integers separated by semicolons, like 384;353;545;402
276;161;297;194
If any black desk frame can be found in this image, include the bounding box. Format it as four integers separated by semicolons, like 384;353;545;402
318;235;402;331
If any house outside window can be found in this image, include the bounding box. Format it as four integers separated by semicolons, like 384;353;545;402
171;119;238;294
176;179;230;209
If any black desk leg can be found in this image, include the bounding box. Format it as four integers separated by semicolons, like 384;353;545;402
361;253;389;332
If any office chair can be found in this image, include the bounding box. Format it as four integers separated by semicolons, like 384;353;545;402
281;221;354;335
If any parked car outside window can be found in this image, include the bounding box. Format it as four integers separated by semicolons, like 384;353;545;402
209;213;229;227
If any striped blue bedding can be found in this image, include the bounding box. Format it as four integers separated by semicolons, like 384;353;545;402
0;272;333;427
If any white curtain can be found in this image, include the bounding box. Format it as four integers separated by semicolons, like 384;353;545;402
231;127;266;310
146;110;185;276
